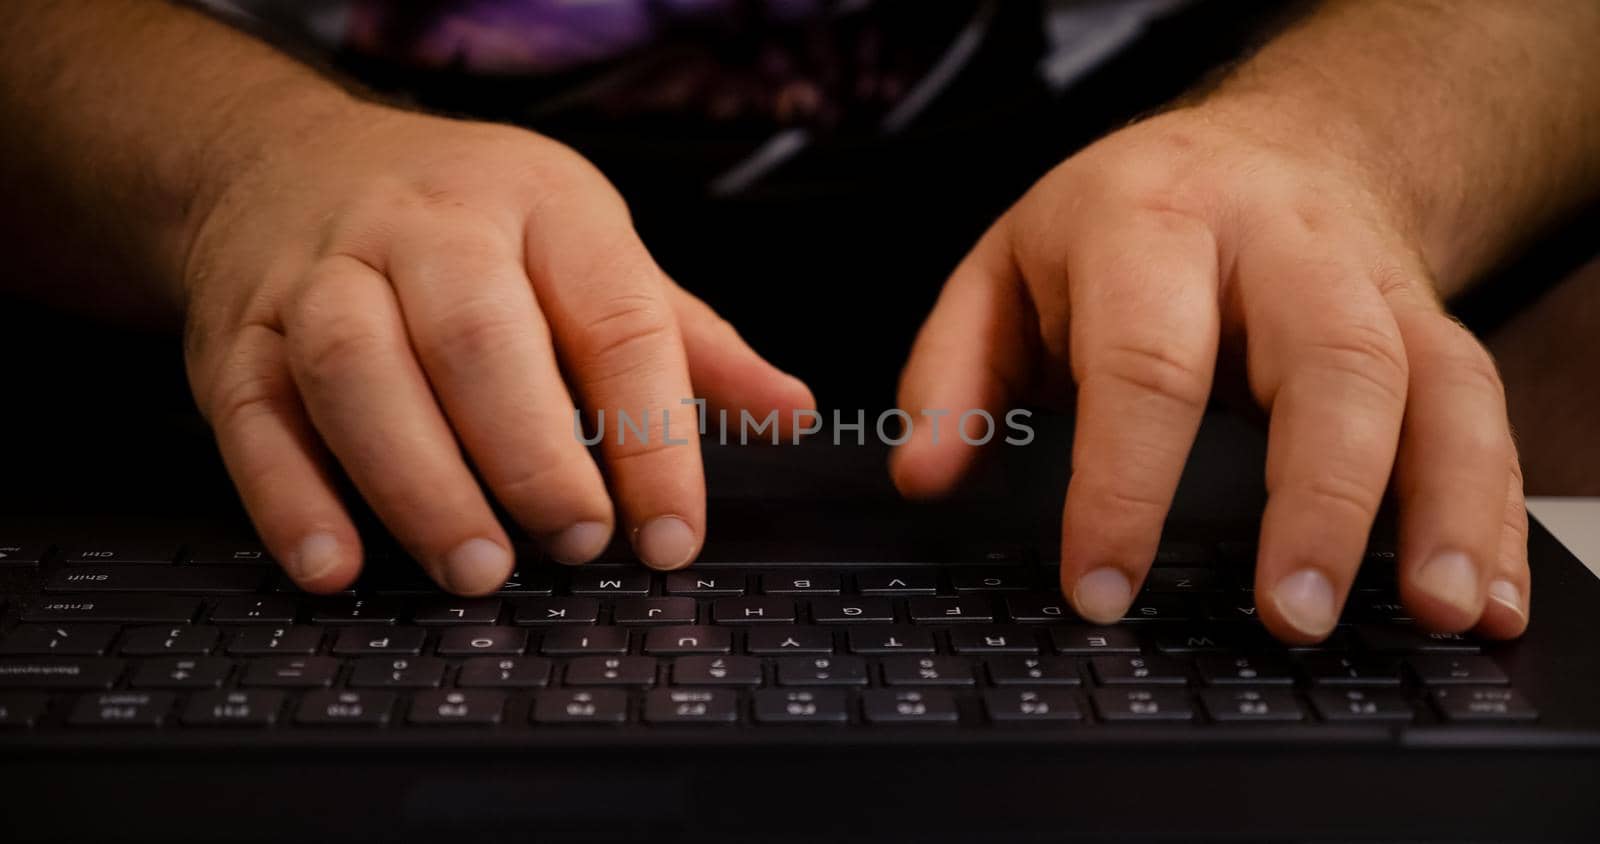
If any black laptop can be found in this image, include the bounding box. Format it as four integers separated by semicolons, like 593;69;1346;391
1;410;1597;843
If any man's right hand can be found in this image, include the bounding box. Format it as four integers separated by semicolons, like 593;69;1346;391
181;102;813;594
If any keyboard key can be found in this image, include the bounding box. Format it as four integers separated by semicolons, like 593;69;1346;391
1153;627;1263;654
436;626;528;656
776;656;868;686
613;597;697;625
332;627;426;656
846;627;935;654
907;597;994;624
1301;654;1403;686
1407;655;1508;686
69;691;175;727
209;596;297;625
0;542;48;567
1122;596;1193;622
540;627;629;655
186;543;272;566
1431;687;1538;722
1196;654;1296;686
861;689;958;724
310;598;402;625
241;656;338;688
1090;655;1189;686
881;656;975;686
129;657;231;689
24;595;199;625
855;572;938;596
950;568;1034;592
1345;599;1412;624
297;690;395;726
0;624;119;655
492;569;555;597
0;693;50;727
809;597;894;624
672;656;762;686
760;573;841;595
949;626;1039;654
1091;688;1194;722
1201;689;1305;722
664;571;746;596
569;570;650;597
119;625;219;655
0;657;123;689
1204;595;1261;623
752;689;850;724
984;689;1084;722
1358;625;1479;653
349;656;447;688
227;626;323;656
409;690;506;725
1310;689;1414;722
711;598;796;624
411;599;502;626
456;657;552;688
643;689;739;724
643;626;731;655
513;598;600;625
182;690;284;726
1153;543;1214;566
986;656;1082;686
59;542;178;565
745;626;833;655
532;689;629;724
565;656;657;686
1049;626;1141;655
45;565;266;594
1144;567;1223;594
1005;595;1075;623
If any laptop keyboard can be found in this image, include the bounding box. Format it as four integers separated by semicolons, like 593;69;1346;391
0;540;1538;730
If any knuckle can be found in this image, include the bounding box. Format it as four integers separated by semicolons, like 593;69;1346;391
425;298;529;364
208;364;290;432
1301;322;1409;406
291;292;389;384
1297;470;1383;523
579;293;674;375
1087;340;1212;409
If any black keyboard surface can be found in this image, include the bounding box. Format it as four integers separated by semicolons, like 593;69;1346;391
0;538;1540;734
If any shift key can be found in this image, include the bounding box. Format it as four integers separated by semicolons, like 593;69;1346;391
46;566;268;594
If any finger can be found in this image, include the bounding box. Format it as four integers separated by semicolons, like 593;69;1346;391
666;279;818;441
204;324;363;593
1479;450;1531;638
524;191;704;570
388;218;614;565
1246;247;1409;643
1390;303;1511;632
1056;211;1221;623
891;217;1038;498
285;254;514;594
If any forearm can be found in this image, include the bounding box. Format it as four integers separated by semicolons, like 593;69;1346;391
0;0;355;316
1204;0;1600;297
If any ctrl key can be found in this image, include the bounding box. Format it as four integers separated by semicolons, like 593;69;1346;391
1432;687;1538;722
68;692;175;727
0;693;50;728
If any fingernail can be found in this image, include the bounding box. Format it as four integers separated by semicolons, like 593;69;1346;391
290;532;342;583
444;537;512;594
635;515;697;569
1487;578;1527;622
1415;550;1481;616
545;521;610;566
1271;568;1338;638
1072;567;1133;624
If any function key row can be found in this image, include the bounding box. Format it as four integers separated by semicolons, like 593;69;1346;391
0;684;1532;730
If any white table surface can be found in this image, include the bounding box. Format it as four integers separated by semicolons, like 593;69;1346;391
1527;497;1600;578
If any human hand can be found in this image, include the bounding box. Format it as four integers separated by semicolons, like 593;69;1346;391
182;103;812;594
892;104;1528;643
